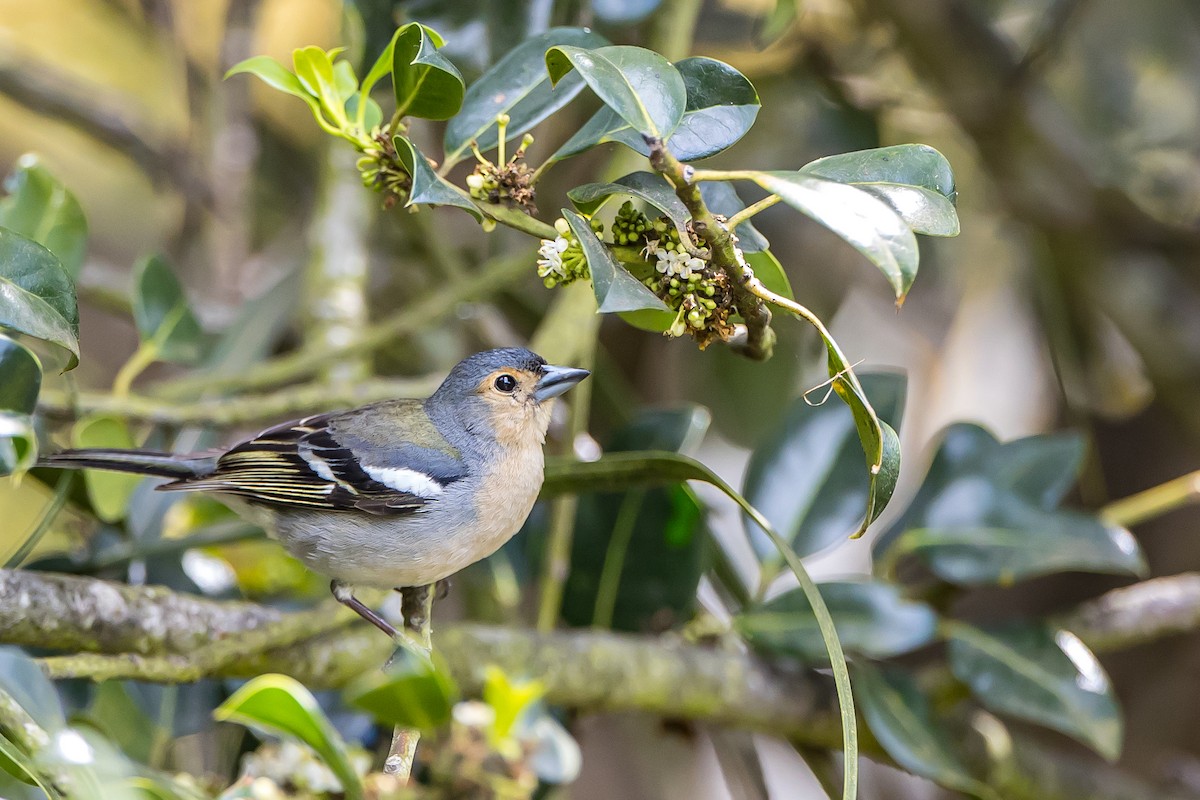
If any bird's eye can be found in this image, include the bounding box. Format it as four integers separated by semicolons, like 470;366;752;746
494;374;518;393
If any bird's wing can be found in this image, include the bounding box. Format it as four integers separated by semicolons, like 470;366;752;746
158;411;467;516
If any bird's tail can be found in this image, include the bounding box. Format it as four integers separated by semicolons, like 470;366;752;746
38;449;216;479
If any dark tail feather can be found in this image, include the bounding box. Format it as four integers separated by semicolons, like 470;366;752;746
38;449;215;479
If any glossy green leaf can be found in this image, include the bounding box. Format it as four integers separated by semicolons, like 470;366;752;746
563;407;711;631
738;580;937;663
541;448;859;796
0;335;40;415
801;144;959;236
568;171;691;242
225;56;333;134
0;648;66;733
744;373;904;559
875;424;1146;584
753;171;919;303
853;663;994;798
133;255;205;365
545;45;685;139
346;650;457;731
698;182;768;252
392;23;464;120
0;155;87;278
0;227;79;369
394;137;483;220
552;57;758;163
562;209;669;314
948;623;1122;761
293;46;348;127
72;415;141;523
444;27;609;165
215;674;364;800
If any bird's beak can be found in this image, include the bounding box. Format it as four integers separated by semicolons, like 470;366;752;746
533;364;590;402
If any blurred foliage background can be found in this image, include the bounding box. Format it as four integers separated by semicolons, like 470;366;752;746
2;0;1200;798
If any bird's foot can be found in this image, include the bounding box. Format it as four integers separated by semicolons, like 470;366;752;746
330;580;401;638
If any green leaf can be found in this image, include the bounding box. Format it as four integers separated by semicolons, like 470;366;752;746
801;144;959;236
545;45;685;139
875;424;1146;584
80;683;154;764
568;171;691;242
563;407;711;631
34;728;137;800
333;59;357;103
293;46;348;127
947;623;1123;761
0;155;88;278
698;182;768;252
0;412;37;478
738;580;937;662
541;449;859;798
552;56;758;163
225;56;334;134
561;209;669;314
744;249;792;301
72;415;141;523
393;137;483;220
0;227;79;370
744;373;905;558
853;663;995;798
392;23;465;120
346;650;457;731
132;255;205;365
0;648;66;734
215;674;364;800
752;171;920;303
444;27;609;166
0;334;40;415
0;732;41;788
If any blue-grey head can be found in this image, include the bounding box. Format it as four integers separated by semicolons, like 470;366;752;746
428;348;589;443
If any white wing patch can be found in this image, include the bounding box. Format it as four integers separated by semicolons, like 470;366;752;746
298;448;337;483
363;465;445;499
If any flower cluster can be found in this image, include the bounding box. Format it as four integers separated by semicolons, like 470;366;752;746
466;133;537;214
355;131;412;210
536;217;596;288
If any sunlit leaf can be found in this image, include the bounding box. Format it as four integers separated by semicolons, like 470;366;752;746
215;674;364;800
744;373;904;558
293;46;348;127
561;209;669;314
0;155;87;278
225;56;333;133
801;144;959;236
132;255;205;365
444;27;609;166
72;416;141;523
346;650;457;731
392;23;464;120
545;45;685;139
738;580;937;662
394;137;483;220
875;424;1146;584
948;623;1123;761
0;227;79;370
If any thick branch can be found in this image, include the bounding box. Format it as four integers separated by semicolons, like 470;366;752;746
1058;573;1200;652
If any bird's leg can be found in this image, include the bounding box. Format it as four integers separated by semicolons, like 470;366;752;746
434;578;451;601
331;580;400;639
398;584;433;635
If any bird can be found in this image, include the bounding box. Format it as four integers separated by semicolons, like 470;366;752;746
40;348;589;638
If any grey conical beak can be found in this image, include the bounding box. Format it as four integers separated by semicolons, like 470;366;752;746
534;364;590;402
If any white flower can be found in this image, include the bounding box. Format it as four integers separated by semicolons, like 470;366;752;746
654;249;700;279
537;236;571;278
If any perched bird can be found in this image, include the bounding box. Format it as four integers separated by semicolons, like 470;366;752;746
41;348;589;637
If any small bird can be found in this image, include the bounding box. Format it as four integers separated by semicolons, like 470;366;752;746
41;348;589;637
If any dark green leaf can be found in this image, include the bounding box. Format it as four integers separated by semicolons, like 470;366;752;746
0;648;66;733
552;57;758;163
801;144;959;236
875;424;1145;584
346;650;456;731
444;27;609;166
0;227;79;369
853;663;994;798
215;674;364;800
738;580;937;662
752;171;919;303
0;732;40;787
392;23;465;120
394;137;483;220
561;209;669;314
744;373;905;559
0;335;40;415
699;182;768;252
744;249;792;301
568;171;691;242
72;416;141;523
0;155;87;278
545;45;685;139
132;255;205;365
948;623;1122;761
563;407;711;631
